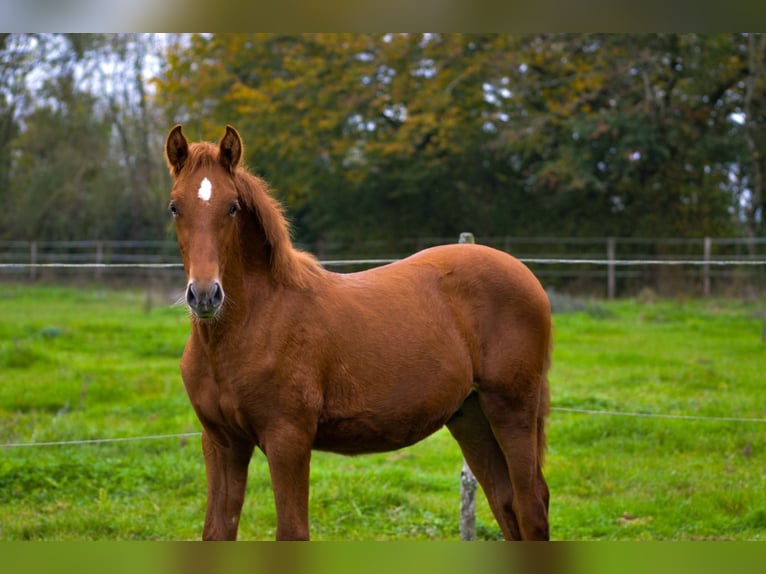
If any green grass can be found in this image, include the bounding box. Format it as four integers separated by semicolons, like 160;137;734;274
1;284;764;540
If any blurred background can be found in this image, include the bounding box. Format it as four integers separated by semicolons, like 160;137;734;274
1;33;765;296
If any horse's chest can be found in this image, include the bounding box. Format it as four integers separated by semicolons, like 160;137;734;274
187;358;271;445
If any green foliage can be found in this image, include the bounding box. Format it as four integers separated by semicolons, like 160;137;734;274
155;34;765;245
0;285;764;540
2;34;765;246
1;34;170;241
8;98;117;240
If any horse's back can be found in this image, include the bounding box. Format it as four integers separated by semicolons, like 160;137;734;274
409;243;550;320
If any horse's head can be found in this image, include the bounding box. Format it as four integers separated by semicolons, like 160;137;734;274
165;125;244;320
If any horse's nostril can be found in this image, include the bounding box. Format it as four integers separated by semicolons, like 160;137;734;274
212;282;224;307
186;283;198;308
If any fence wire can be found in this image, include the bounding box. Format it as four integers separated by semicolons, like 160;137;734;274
0;432;202;449
0;258;765;269
3;407;764;449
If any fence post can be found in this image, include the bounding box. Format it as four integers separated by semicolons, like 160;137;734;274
460;460;477;541
607;237;616;300
29;241;37;281
95;241;104;281
458;231;478;541
703;237;711;297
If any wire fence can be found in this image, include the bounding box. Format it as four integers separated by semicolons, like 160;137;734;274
0;432;202;449
3;407;765;449
2;236;766;298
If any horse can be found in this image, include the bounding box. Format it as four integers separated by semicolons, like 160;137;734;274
164;125;552;541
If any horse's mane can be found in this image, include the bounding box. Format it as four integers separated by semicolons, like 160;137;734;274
186;142;322;288
232;168;322;288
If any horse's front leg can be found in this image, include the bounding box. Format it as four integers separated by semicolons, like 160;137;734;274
201;430;254;540
264;423;314;541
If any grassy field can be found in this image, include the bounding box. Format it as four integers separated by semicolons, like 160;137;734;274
0;283;764;541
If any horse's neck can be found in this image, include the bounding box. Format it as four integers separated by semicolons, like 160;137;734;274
227;245;276;307
237;214;320;290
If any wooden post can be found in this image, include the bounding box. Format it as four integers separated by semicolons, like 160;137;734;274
607;237;616;300
95;241;104;281
703;236;711;297
460;460;477;541
458;231;478;541
29;241;37;281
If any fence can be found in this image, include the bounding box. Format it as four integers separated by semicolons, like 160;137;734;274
2;236;766;298
0;240;181;281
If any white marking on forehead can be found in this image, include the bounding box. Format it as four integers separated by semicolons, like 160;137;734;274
197;177;212;202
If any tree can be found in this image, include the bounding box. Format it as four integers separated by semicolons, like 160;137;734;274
496;34;748;239
0;34;30;221
2;33;171;241
89;33;170;239
157;34;532;243
740;33;766;245
7;64;118;240
3;34;761;247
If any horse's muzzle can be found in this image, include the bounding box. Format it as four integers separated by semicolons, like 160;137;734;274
186;280;224;319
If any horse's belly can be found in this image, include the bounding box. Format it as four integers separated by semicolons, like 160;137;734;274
313;301;474;455
314;389;465;460
313;407;456;455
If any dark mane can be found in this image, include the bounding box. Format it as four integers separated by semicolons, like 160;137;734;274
187;141;322;288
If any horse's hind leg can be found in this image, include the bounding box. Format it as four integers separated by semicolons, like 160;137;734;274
447;392;521;540
477;374;550;541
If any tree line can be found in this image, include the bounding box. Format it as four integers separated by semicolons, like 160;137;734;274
1;34;765;252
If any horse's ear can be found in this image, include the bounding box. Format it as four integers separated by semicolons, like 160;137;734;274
165;125;188;177
219;125;243;172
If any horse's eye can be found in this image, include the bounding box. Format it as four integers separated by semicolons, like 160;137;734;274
229;201;240;217
169;201;179;217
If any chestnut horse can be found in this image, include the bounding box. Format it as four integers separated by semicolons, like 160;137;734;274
165;125;552;541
